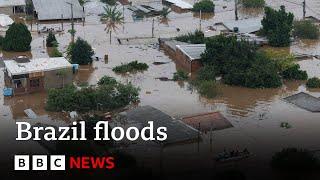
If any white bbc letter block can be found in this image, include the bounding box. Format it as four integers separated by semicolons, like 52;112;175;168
50;155;65;170
14;155;29;170
32;155;47;170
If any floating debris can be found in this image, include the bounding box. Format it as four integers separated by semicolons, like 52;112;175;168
24;109;38;119
155;77;172;81
280;122;292;129
153;61;170;65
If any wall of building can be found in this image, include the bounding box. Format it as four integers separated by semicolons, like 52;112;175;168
44;68;73;89
175;48;202;72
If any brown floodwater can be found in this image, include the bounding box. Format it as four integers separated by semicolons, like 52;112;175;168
1;0;320;177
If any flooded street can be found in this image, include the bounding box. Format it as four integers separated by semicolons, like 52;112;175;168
1;0;320;178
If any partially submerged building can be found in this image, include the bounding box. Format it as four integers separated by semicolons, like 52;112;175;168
216;18;262;34
0;0;26;14
175;44;205;72
162;0;192;13
4;57;73;95
32;0;83;21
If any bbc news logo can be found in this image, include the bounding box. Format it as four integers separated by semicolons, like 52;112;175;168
14;155;115;171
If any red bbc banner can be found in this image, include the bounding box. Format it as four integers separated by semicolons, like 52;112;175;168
14;155;115;171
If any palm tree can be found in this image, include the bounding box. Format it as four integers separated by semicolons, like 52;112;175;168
101;6;124;44
159;7;171;25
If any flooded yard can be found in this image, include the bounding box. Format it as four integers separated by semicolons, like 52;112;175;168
0;0;320;178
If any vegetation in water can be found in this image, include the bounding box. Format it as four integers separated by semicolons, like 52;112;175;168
306;77;320;88
46;31;58;47
293;20;320;39
261;6;294;47
173;70;189;81
241;0;265;8
112;61;149;74
175;30;205;44
67;37;94;65
281;64;308;80
101;0;117;6
46;76;140;112
201;35;282;88
192;0;215;13
49;47;63;57
3;23;32;52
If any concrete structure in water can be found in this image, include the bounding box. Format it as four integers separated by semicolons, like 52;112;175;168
159;38;204;72
0;0;26;14
4;57;73;95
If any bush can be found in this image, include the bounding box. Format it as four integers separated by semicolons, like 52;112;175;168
175;30;205;44
306;77;320;88
263;49;295;73
173;70;189;81
46;76;140;112
261;6;294;47
192;0;215;13
197;65;217;81
98;76;118;86
293;20;320;39
241;0;265;8
3;23;32;51
46;31;57;47
192;80;218;98
49;47;63;57
112;61;149;73
271;148;319;172
68;37;94;65
281;64;308;80
101;0;116;6
201;35;282;88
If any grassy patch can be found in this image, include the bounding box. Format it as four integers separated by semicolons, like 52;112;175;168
112;61;149;74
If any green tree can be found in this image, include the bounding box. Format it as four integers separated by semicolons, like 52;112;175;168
261;6;294;47
3;23;32;52
281;64;308;80
201;35;282;88
306;77;320;88
68;37;94;65
101;5;124;44
241;0;265;8
49;47;63;57
160;7;171;19
46;31;57;47
192;0;215;13
101;0;117;6
175;30;205;44
293;20;320;39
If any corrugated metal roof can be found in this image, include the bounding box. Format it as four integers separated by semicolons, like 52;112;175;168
4;57;72;76
126;106;199;145
165;0;193;9
176;44;206;61
0;0;25;7
33;0;83;21
222;18;262;34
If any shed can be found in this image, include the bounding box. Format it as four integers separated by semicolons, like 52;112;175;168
162;0;192;11
32;0;83;21
124;106;200;146
175;44;205;72
218;18;262;34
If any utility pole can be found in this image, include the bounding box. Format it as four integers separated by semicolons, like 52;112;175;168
235;0;238;21
67;2;75;43
199;10;202;31
303;0;306;19
152;18;155;38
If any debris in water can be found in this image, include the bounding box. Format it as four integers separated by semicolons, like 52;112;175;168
153;61;170;65
146;91;151;94
24;109;38;119
280;122;292;129
155;77;171;81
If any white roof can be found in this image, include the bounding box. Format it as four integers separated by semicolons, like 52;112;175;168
4;57;72;76
165;0;193;9
176;44;206;61
222;18;262;34
33;0;83;21
0;0;25;7
0;14;13;26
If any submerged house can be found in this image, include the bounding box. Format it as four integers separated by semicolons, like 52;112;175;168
216;18;262;34
32;0;83;21
175;44;205;72
0;0;26;14
4;57;73;95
